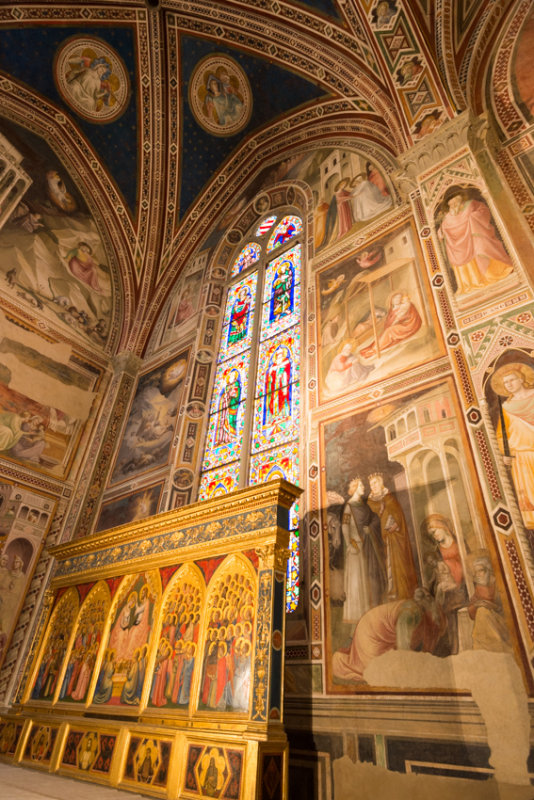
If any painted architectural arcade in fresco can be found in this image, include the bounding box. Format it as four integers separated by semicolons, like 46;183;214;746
1;1;534;798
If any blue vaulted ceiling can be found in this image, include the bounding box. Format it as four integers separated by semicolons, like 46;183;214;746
0;22;328;221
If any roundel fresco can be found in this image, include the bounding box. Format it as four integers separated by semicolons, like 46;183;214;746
189;54;252;137
54;37;130;123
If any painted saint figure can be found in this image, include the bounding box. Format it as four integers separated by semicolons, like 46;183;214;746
332;588;446;683
66;56;114;114
490;363;534;529
341;478;386;622
366;474;418;601
264;346;292;425
227;286;251;346
468;554;511;652
359;291;422;359
215;369;241;445
66;242;103;292
437;189;514;295
202;70;243;127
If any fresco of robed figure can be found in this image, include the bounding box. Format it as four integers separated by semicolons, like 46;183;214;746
484;351;534;534
435;185;515;302
318;222;441;401
323;380;516;690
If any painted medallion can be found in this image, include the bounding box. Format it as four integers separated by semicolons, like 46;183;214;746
54;37;130;123
189;55;251;136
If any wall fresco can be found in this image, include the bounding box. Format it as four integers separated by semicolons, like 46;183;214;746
109;351;189;486
323;379;515;689
0;483;54;671
318;222;441;400
0;120;113;347
95;483;164;532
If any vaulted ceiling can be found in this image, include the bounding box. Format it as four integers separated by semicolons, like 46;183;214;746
0;0;505;355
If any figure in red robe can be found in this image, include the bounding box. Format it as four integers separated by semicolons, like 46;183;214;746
360;291;422;358
264;347;291;424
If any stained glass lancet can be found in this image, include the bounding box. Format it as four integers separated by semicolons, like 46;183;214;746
200;212;302;611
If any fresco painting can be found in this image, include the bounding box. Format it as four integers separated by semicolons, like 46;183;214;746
93;572;159;707
54;38;130;123
512;6;534;122
110;352;188;485
318;223;441;400
0;316;96;477
189;55;251;136
261;148;392;252
323;381;513;688
0;121;113;346
95;483;163;532
0;484;52;671
434;185;515;301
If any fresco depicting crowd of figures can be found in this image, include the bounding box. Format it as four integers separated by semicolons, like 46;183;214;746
318;222;442;400
27;555;256;715
323;379;515;688
0;121;113;346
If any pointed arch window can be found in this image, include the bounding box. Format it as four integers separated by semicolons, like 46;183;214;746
200;213;302;612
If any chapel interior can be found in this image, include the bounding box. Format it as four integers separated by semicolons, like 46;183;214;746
1;1;534;798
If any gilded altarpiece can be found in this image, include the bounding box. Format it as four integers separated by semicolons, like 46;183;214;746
0;480;300;800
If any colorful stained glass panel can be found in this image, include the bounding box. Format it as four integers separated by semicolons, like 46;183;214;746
219;272;258;362
249;442;299;528
203;398;247;470
255;215;277;237
198;463;239;501
231;243;261;277
209;351;251;415
266;215;302;252
252;382;300;452
256;330;300;398
287;529;299;612
261;246;301;341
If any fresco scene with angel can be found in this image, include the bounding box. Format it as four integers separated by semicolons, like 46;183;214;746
318;223;441;400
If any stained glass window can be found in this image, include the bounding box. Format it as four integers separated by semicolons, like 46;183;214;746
231;243;261;277
267;215;303;252
255;215;277;237
200;211;303;612
218;272;257;362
